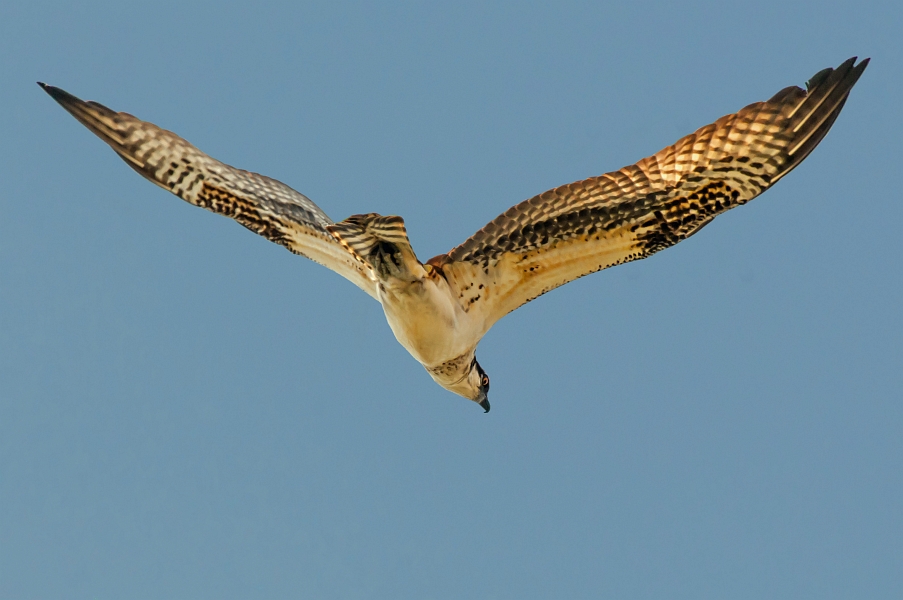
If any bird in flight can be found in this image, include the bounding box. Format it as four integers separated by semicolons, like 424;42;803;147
41;57;867;412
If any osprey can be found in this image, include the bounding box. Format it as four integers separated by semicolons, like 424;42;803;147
41;57;868;412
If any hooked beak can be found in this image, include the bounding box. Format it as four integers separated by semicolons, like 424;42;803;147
478;395;490;413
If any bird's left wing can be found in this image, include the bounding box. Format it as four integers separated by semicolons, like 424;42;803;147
40;84;378;299
430;57;868;333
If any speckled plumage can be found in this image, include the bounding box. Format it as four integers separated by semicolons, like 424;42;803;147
41;57;868;411
437;57;869;329
39;83;378;300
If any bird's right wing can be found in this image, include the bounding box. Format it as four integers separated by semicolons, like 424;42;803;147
40;84;378;300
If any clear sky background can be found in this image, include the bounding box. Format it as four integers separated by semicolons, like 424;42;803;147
1;1;900;598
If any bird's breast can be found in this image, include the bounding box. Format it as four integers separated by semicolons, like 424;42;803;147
378;276;480;368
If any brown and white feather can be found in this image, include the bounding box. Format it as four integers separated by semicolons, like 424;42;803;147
39;84;378;299
432;57;868;332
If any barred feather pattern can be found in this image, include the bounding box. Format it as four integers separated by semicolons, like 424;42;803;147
436;57;868;330
39;84;378;299
327;214;423;281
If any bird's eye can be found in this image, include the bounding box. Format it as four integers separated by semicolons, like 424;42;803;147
481;375;490;388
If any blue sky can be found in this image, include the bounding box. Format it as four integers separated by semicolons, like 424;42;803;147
1;1;901;597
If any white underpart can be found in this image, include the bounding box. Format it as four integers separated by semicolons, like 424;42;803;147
377;273;483;370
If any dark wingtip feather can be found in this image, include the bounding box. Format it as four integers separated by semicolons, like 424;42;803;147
806;67;834;91
775;57;868;179
805;56;868;92
37;82;85;109
853;57;869;79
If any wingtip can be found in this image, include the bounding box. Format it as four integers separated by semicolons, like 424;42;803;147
844;56;871;73
37;82;85;109
806;56;870;92
38;81;63;100
848;56;870;85
37;81;59;95
37;82;60;97
842;56;870;68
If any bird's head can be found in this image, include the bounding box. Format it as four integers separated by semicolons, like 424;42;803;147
438;356;491;412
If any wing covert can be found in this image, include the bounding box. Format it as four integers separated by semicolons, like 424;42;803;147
40;83;378;300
